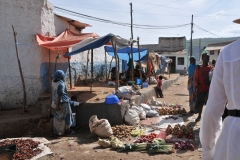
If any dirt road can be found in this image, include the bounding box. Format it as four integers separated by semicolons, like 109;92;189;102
41;76;202;160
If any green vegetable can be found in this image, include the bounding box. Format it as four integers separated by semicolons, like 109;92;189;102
117;144;132;152
152;138;166;145
148;144;175;154
132;143;148;151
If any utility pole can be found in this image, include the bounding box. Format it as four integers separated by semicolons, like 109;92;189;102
130;2;134;84
130;3;133;39
190;15;193;57
199;38;201;61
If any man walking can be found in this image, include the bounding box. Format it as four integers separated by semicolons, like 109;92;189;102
194;53;213;122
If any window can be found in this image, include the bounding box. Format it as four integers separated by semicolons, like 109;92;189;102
210;50;214;55
177;57;184;65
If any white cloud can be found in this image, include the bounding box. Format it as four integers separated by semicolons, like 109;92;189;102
219;24;240;37
208;10;226;20
189;0;205;5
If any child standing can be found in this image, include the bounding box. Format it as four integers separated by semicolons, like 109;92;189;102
156;75;164;98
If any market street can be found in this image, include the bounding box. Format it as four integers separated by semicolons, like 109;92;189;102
41;75;202;160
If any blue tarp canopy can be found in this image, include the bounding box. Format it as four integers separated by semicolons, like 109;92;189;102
65;34;114;56
105;46;148;61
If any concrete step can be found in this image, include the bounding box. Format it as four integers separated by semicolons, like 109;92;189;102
37;100;51;118
37;93;51;101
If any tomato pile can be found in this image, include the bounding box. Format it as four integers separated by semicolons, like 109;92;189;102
134;132;157;143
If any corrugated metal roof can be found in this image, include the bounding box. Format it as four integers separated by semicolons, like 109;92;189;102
55;14;91;29
205;46;223;51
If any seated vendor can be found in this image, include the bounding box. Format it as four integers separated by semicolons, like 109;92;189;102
110;67;123;81
134;64;147;81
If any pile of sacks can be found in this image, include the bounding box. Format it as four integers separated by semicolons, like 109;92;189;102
124;102;159;126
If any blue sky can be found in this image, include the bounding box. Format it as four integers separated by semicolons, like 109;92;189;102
48;0;240;44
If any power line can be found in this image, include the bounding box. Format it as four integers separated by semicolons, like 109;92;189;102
54;6;190;29
193;23;220;37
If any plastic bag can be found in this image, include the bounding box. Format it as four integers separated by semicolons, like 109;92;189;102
124;109;140;125
151;97;162;106
131;106;146;120
89;115;113;137
146;110;159;117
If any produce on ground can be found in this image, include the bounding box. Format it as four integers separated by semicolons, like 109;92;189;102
0;139;42;160
130;129;145;137
165;139;195;151
111;125;136;140
134;132;157;143
166;124;194;139
97;139;111;148
163;115;178;120
110;136;123;149
158;107;187;115
148;144;175;154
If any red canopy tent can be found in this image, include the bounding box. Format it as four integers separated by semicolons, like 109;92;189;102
35;29;98;50
35;29;98;89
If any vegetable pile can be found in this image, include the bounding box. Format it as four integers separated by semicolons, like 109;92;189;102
165;139;195;151
111;125;136;139
130;129;145;137
166;124;194;139
163;115;178;120
0;139;42;160
134;132;157;143
118;138;175;154
158;107;187;115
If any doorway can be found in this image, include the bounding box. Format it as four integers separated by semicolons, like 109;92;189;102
168;56;176;73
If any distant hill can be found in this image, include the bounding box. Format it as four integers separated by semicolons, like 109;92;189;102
187;37;240;61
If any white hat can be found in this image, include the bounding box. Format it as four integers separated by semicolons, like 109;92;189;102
233;19;240;24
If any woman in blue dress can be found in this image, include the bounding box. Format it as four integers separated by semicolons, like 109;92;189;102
51;70;73;136
187;57;197;113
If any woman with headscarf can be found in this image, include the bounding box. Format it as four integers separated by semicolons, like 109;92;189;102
51;70;73;136
187;56;197;113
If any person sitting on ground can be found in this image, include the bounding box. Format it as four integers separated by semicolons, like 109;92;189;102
134;64;147;82
194;53;213;122
51;70;73;136
156;75;164;98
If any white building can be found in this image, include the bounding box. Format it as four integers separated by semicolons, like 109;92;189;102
141;37;188;74
203;40;236;62
0;0;112;109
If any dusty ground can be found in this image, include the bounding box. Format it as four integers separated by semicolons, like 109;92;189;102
38;75;202;160
67;74;179;103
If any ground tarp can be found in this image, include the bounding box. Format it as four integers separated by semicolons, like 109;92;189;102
35;29;98;50
64;34;131;56
105;46;148;61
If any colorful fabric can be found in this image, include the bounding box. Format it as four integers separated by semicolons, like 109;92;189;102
188;79;196;111
194;65;213;92
52;102;72;135
53;70;65;81
51;71;73;136
188;63;196;111
157;79;162;89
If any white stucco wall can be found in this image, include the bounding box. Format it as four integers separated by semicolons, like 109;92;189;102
162;54;187;74
0;0;114;110
0;0;84;109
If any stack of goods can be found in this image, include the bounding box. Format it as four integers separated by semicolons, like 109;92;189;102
133;132;157;143
165;139;195;151
158;107;187;115
166;124;194;139
111;125;136;140
0;139;43;160
118;138;175;154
